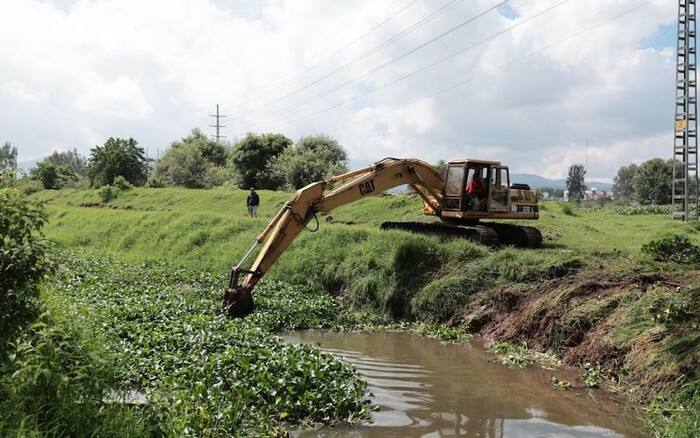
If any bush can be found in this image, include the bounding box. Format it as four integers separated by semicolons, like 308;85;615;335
99;185;117;202
0;188;54;360
641;235;700;265
113;175;133;191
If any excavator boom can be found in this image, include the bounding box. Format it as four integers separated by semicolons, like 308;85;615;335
223;158;445;317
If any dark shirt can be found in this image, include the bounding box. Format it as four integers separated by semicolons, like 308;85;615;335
247;192;260;207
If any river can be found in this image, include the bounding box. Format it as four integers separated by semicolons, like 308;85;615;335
283;330;644;437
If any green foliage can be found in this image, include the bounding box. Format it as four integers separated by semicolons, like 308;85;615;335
560;202;577;216
550;377;572;390
112;175;133;191
45;148;88;177
642;235;700;264
40;255;369;435
411;275;475;323
566;164;586;202
99;185;118;202
606;204;670;215
269;135;349;189
88;137;149;187
613;163;638;203
647;292;693;325
583;362;605;388
634;158;673;205
1;315;161;437
230;133;291;189
1;141;18;170
31;160;79;189
157;128;230;188
0;188;53;360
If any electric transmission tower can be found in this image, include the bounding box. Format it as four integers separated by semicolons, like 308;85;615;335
672;0;699;221
209;104;227;143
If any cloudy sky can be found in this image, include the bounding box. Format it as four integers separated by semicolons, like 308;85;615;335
1;0;675;182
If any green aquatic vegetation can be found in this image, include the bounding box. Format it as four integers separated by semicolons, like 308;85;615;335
40;254;370;436
550;376;572;390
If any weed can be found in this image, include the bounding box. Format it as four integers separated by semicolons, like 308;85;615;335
641;234;700;265
550;377;572;390
583;362;605;388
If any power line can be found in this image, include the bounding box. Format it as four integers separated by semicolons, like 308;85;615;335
240;0;508;127
338;0;657;133
222;0;420;116
239;0;467;119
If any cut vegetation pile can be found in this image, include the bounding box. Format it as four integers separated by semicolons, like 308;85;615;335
7;187;700;436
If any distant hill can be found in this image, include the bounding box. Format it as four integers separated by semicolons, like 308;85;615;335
18;157;44;171
511;173;612;192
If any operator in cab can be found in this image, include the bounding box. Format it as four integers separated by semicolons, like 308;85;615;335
466;169;484;211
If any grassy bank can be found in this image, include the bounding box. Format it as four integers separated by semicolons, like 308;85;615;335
26;187;700;436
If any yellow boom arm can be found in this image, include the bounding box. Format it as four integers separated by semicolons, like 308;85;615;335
223;157;444;317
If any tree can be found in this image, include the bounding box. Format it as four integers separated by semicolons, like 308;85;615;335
30;161;78;189
612;163;638;203
633;158;673;205
157;129;230;188
46;149;88;177
88;138;149;187
1;142;18;170
268;135;349;189
434;160;447;176
566;164;586;202
230;133;291;189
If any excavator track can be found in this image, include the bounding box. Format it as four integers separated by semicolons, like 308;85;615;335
380;221;542;248
482;223;542;248
380;221;499;246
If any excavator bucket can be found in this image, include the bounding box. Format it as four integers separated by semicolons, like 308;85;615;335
222;285;254;318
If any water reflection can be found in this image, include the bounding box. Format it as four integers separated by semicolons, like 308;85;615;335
284;330;642;437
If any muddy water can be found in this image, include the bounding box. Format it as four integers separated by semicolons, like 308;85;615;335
283;330;643;437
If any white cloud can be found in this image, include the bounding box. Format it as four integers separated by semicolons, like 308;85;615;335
0;80;48;103
74;74;153;119
0;0;678;179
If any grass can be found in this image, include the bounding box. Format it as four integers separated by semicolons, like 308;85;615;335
22;187;700;436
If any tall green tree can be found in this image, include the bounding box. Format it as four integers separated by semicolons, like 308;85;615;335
268;135;349;189
46;149;88;177
157;128;230;188
1;142;18;170
88;138;149;187
230;133;291;189
633;158;673;205
566;164;586;202
30;161;78;189
613;163;638;203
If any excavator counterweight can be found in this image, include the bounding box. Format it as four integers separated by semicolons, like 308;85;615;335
223;157;541;317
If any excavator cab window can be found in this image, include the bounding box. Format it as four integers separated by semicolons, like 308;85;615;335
443;165;465;210
491;166;509;207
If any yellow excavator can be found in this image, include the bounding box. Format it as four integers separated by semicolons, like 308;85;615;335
223;157;541;317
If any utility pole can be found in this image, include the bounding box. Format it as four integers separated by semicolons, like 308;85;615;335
209;104;227;143
672;0;698;221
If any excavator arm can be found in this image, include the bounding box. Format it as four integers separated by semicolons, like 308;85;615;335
222;157;445;317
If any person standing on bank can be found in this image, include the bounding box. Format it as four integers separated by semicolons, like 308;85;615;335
247;187;259;217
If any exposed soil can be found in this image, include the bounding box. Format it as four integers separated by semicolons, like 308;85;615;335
458;270;700;398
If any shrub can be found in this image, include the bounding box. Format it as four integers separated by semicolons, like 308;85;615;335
99;185;117;202
0;188;54;360
560;203;577;216
641;235;700;265
112;175;133;190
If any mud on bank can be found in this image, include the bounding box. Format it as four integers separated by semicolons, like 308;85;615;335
460;269;700;400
